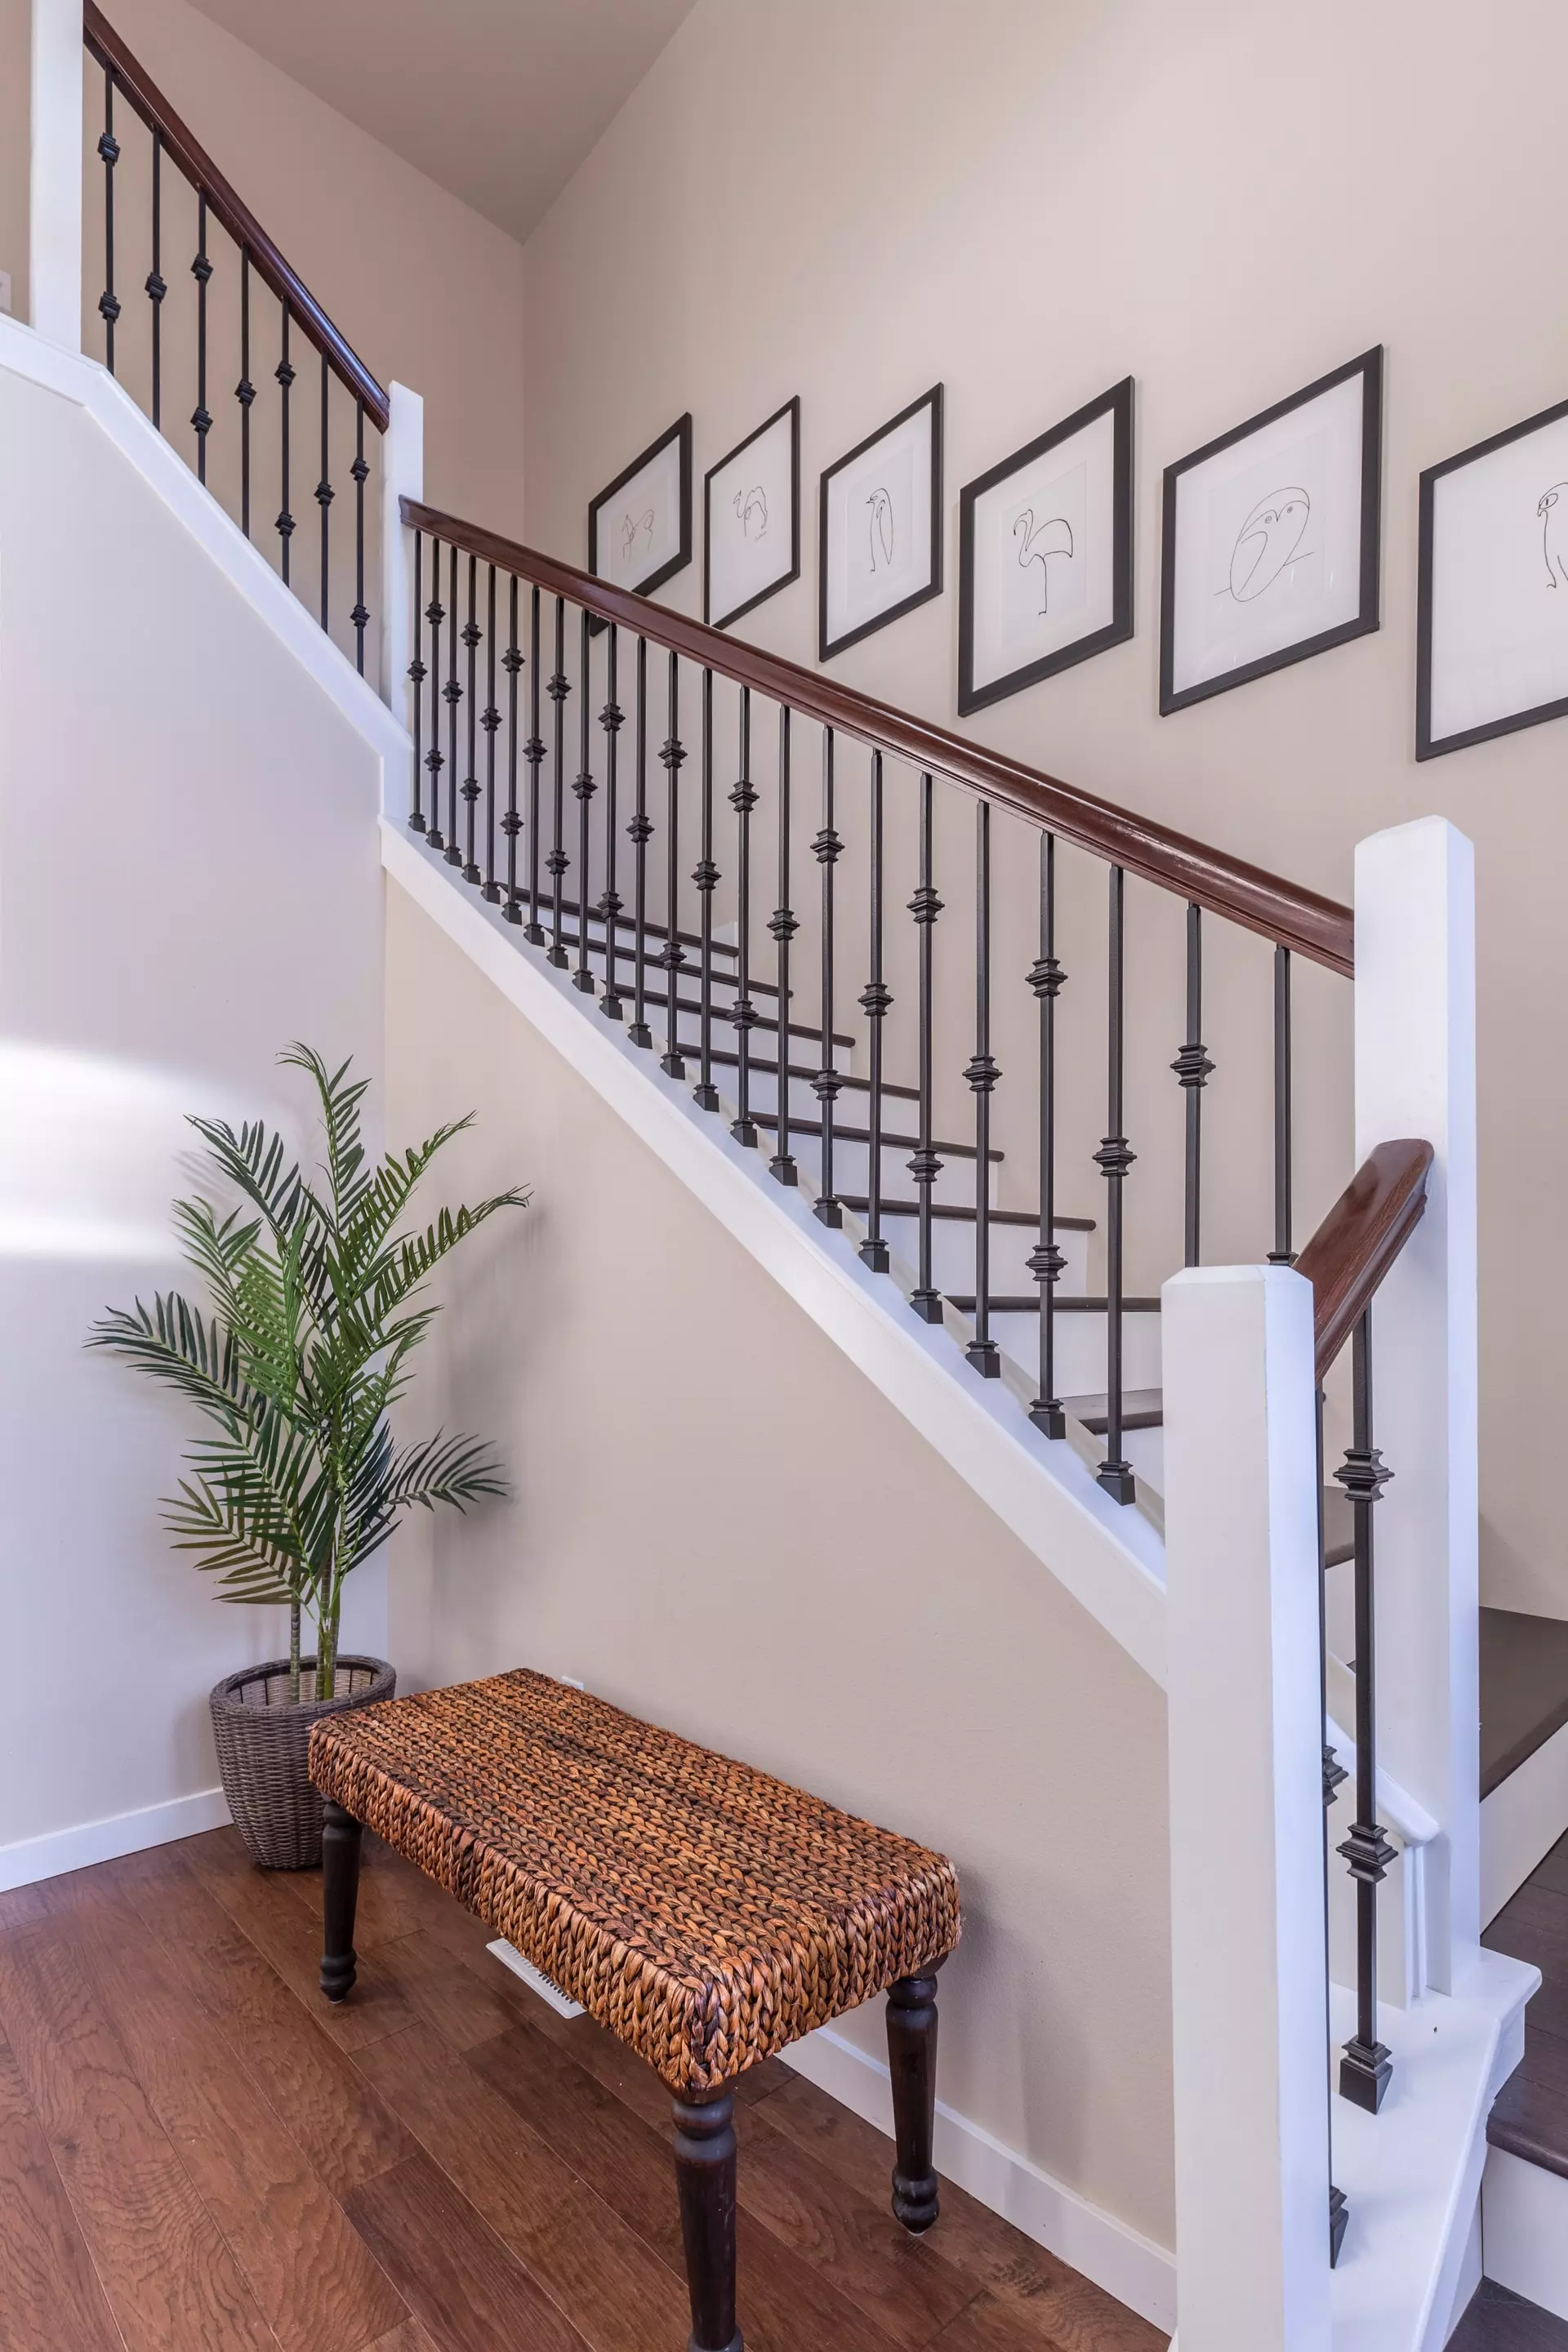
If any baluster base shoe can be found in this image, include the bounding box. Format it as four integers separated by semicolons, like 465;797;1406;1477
1096;1460;1137;1505
965;1339;1001;1379
858;1237;889;1272
1339;2039;1392;2114
693;1085;720;1112
909;1290;944;1325
730;1118;760;1148
1029;1401;1067;1439
813;1198;843;1230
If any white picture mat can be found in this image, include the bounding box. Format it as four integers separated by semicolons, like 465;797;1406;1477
1428;411;1568;742
825;403;935;645
1170;372;1365;696
594;435;684;594
969;409;1117;692
707;409;795;621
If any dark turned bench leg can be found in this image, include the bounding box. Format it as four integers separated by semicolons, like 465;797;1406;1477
671;2088;742;2352
887;1970;941;2232
319;1798;363;2004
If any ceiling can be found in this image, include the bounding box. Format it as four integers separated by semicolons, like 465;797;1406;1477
184;0;698;242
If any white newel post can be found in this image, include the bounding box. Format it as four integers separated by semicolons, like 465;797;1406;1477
1354;818;1478;1989
1165;1263;1330;2352
29;0;83;348
380;381;425;730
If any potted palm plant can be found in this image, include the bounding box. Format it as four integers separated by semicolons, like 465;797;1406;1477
90;1044;527;1868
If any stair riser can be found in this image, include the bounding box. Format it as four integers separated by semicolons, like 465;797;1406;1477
987;1307;1163;1397
768;1131;999;1212
880;1217;1091;1299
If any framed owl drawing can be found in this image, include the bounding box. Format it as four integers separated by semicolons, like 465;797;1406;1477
1418;392;1568;758
819;386;943;662
1159;349;1382;715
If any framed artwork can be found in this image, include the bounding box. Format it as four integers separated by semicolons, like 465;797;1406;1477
1159;347;1382;715
819;385;943;662
704;397;800;630
1418;392;1568;759
588;412;693;603
957;377;1134;715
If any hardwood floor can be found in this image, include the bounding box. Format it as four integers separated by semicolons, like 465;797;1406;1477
0;1829;1164;2352
1486;1827;1568;2176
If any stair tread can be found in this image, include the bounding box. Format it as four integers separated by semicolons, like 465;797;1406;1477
749;1113;1002;1161
1060;1388;1165;1435
1480;1609;1568;1798
699;1049;921;1102
622;991;857;1046
838;1197;1094;1232
946;1293;1160;1313
1449;2280;1568;2350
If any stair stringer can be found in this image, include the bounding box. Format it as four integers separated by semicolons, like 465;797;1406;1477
384;817;1169;1689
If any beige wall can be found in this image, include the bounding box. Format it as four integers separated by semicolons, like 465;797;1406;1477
385;873;1176;2254
519;0;1568;1619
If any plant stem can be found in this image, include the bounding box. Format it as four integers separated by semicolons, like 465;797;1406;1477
318;1590;336;1702
289;1596;301;1703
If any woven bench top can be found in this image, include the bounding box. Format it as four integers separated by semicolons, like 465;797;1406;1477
309;1667;960;2092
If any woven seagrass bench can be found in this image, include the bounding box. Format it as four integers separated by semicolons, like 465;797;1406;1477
308;1666;961;2352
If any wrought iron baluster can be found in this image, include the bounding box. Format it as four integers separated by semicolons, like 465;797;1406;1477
1027;833;1066;1434
1272;944;1294;1263
768;708;797;1183
858;751;891;1271
276;300;296;586
423;541;444;849
547;598;569;960
628;636;653;1047
145;131;165;427
408;530;426;831
813;728;843;1224
909;773;943;1321
1337;1311;1395;2114
523;587;546;942
660;656;688;1076
481;564;500;902
501;574;523;922
599;626;624;1018
693;669;719;1107
461;554;480;881
1318;1387;1352;2265
444;543;462;865
350;401;369;672
236;252;253;536
314;350;332;627
1172;903;1214;1267
729;688;759;1145
1095;865;1137;1502
97;71;120;373
965;802;1000;1374
572;608;596;990
191;196;212;483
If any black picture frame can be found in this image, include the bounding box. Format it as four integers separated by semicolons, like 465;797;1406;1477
818;385;944;662
587;412;693;605
1158;347;1383;716
702;396;802;631
1416;390;1568;760
957;376;1134;716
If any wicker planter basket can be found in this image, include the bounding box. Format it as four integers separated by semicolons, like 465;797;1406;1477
210;1655;396;1869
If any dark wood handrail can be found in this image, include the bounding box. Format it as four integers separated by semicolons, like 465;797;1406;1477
1296;1139;1433;1380
402;497;1355;973
83;2;389;430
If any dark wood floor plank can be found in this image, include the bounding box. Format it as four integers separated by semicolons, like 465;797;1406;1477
1449;2278;1568;2350
72;1876;407;2352
0;1918;281;2352
1530;1833;1568;1904
370;1929;529;2053
276;1837;469;1956
365;2324;444;2352
355;2019;690;2352
343;2148;591;2352
110;1846;415;2197
0;2034;124;2352
1487;1882;1568;2042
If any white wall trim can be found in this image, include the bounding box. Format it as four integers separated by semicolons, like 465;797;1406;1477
1481;2147;1568;2322
29;0;83;348
383;821;1170;1687
779;2022;1175;2336
1481;1715;1568;1925
0;1785;233;1892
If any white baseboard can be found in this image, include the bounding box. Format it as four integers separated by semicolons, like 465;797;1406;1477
778;2022;1176;2336
0;1784;232;1892
1481;1715;1568;1925
1482;2145;1568;2319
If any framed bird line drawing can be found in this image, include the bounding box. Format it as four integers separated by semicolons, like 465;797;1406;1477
1159;348;1382;715
704;397;801;630
819;385;943;662
1417;391;1568;759
588;413;693;609
957;378;1134;715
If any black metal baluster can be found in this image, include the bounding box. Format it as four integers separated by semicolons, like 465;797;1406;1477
1027;834;1067;1435
660;657;688;1076
547;598;569;962
599;626;624;1018
423;541;444;849
276;301;295;586
1272;944;1294;1263
350;401;369;671
768;708;797;1183
236;252;253;536
813;728;843;1225
693;670;719;1107
408;530;425;831
858;751;891;1271
523;587;546;942
572;608;596;990
729;689;759;1145
965;802;1000;1374
1172;904;1214;1267
190;195;212;483
1318;1388;1352;2266
444;544;462;866
314;350;332;627
97;72;120;373
909;773;943;1320
501;575;523;922
461;555;480;882
1095;866;1137;1502
145;131;165;428
481;565;500;902
1337;1311;1395;2114
628;636;653;1047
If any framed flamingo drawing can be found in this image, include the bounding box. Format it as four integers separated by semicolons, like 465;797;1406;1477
704;397;800;630
588;412;693;608
819;386;942;662
958;377;1134;715
1159;349;1382;715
